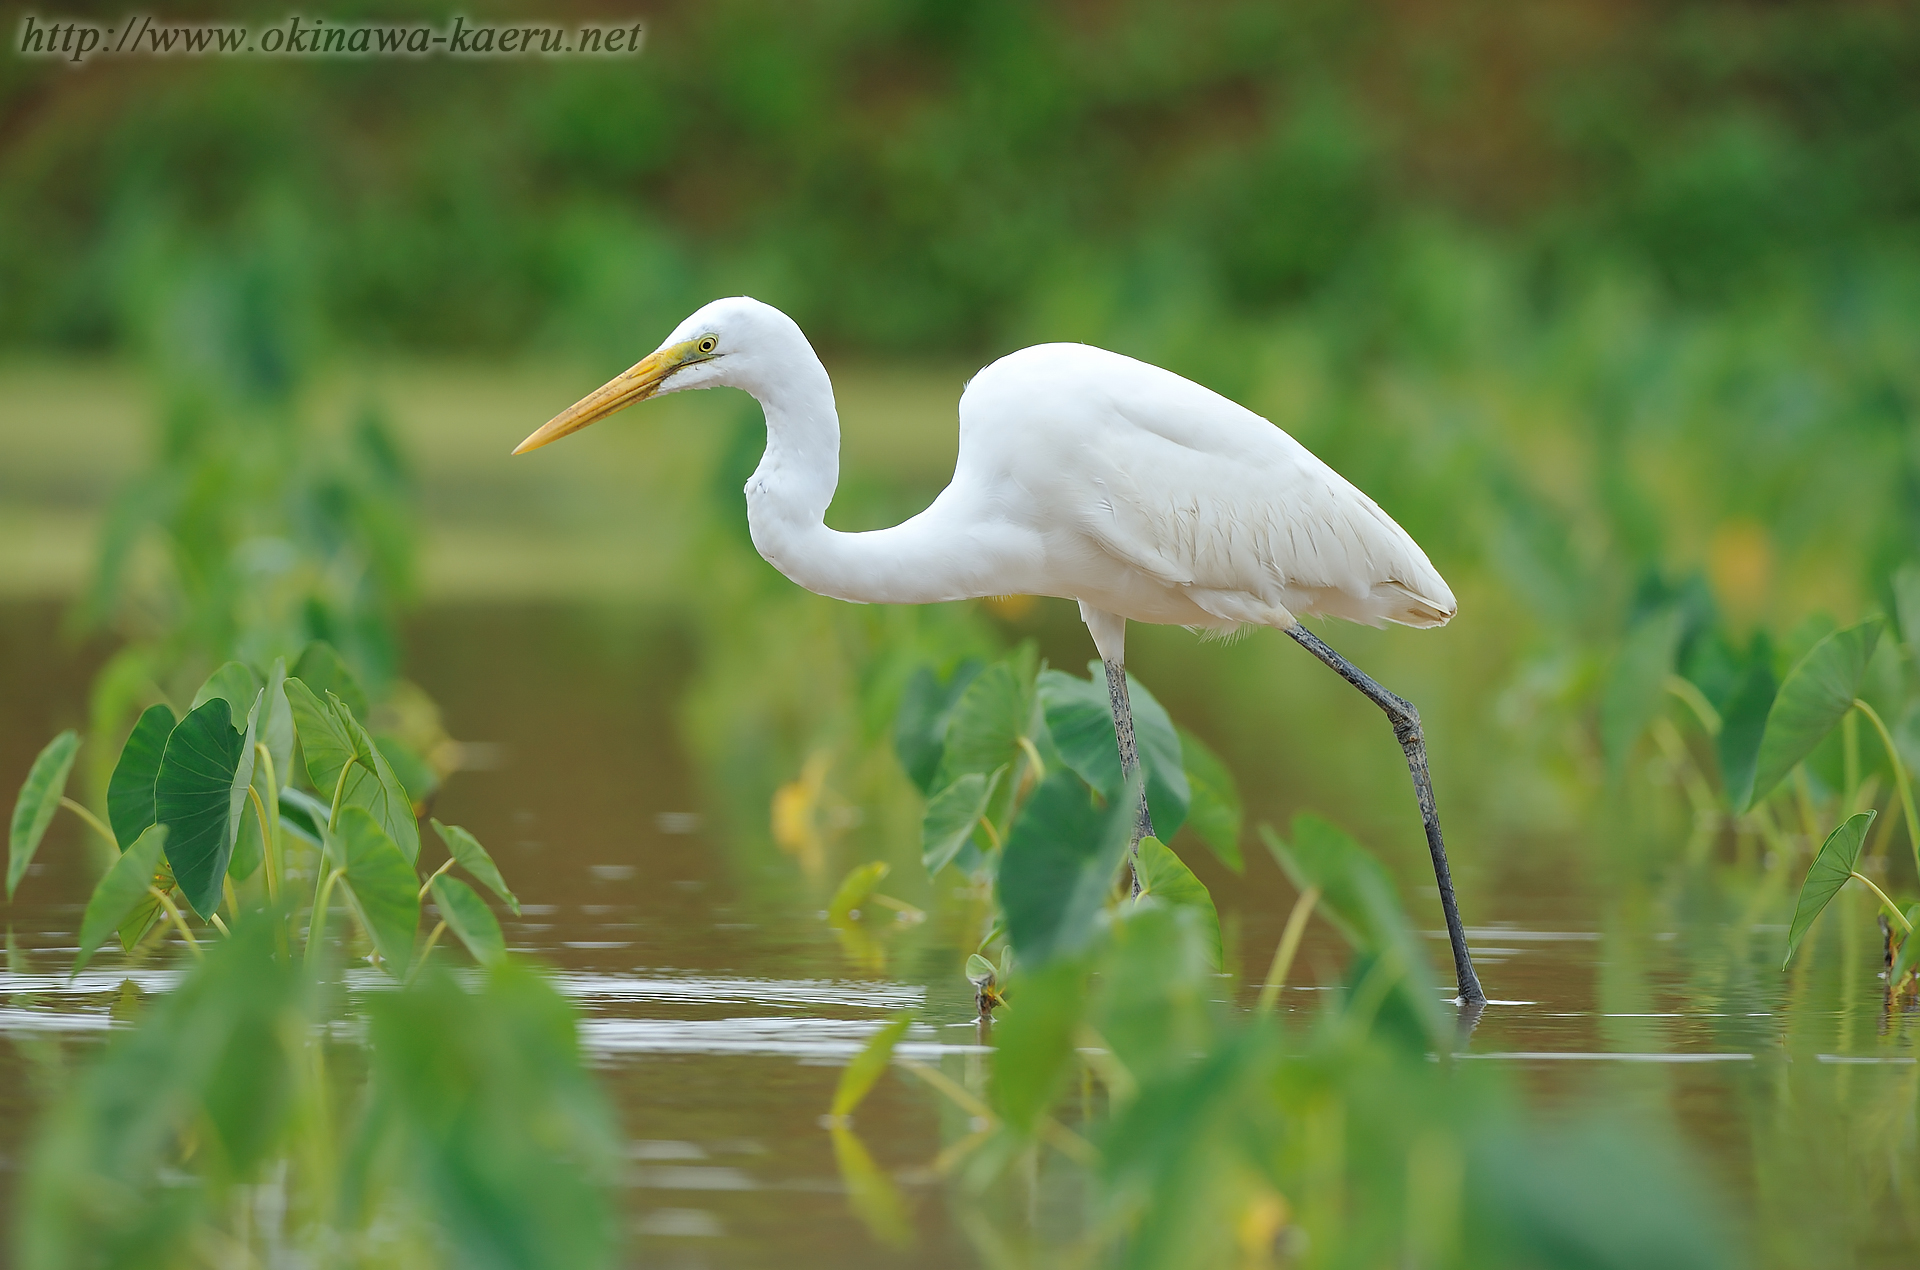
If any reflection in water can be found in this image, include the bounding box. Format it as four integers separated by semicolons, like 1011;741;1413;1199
2;599;1918;1265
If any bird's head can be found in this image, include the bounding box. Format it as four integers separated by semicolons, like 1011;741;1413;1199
513;296;801;455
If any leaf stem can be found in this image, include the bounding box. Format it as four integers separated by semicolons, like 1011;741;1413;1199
417;857;454;900
1016;734;1047;782
1849;871;1913;934
306;868;344;967
1663;675;1723;737
974;815;1003;851
58;797;116;848
148;886;203;959
407;920;448;984
253;743;281;903
1256;886;1320;1014
1854;699;1920;878
246;783;277;903
328;758;356;833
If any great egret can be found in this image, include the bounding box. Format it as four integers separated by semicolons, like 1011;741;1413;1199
515;297;1485;1006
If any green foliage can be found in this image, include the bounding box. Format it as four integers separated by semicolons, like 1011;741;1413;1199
285;678;419;862
8;730;79;899
1133;836;1223;968
1175;725;1243;872
940;656;1038;782
1601;608;1685;777
831;1014;912;1120
919;769;994;876
1749;620;1884;809
292;640;370;721
352;964;621;1270
105;704;175;850
1716;656;1778;813
74;825;168;977
1040;664;1190;840
153;697;255;919
190;661;261;716
989;959;1086;1136
999;770;1139;967
1783;811;1878;970
333;806;420;977
893;660;982;794
430;875;507;967
432;818;521;914
827;860;891;926
1263;814;1449;1044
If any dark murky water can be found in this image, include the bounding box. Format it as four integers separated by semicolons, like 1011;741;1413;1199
2;600;1913;1266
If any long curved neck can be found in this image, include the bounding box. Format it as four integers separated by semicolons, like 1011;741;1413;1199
740;350;994;605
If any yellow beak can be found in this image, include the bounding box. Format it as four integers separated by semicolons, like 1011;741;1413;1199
512;339;701;455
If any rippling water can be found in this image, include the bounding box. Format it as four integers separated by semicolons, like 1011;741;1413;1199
3;600;1915;1266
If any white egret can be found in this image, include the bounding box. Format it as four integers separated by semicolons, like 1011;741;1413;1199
515;297;1485;1006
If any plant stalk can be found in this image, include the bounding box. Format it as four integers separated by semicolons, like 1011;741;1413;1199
306;868;344;967
1854;699;1920;878
1256;886;1320;1014
253;743;281;902
148;886;203;958
58;797;116;848
1849;871;1913;935
417;858;454;899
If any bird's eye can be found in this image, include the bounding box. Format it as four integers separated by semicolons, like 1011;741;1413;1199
697;336;718;355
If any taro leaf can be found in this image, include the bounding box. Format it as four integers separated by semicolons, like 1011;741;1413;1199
9;730;80;899
292;640;369;720
431;819;520;914
1600;608;1684;776
831;1013;911;1119
1039;665;1190;840
1892;904;1920;987
108;703;176;850
921;769;994;877
75;824;168;976
1134;836;1222;968
1176;725;1242;872
990;958;1086;1135
999;770;1139;967
279;787;328;847
1262;814;1447;1045
334;806;420;977
940;661;1034;781
155;695;256;919
965;953;998;989
828;861;890;926
286;680;419;862
429;875;505;966
1716;659;1777;811
1748;620;1884;810
829;1126;914;1251
1783;810;1877;970
894;660;983;794
191;661;262;715
260;657;294;793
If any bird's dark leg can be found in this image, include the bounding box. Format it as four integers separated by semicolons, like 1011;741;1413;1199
1286;624;1487;1007
1102;659;1157;896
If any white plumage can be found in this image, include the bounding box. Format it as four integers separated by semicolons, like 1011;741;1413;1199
515;294;1487;1006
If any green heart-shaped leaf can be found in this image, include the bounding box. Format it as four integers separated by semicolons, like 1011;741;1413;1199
1783;810;1877;970
9;731;80;899
155;695;256;919
1176;725;1242;872
1039;665;1190;840
429;874;506;966
893;660;983;794
941;660;1035;781
1000;769;1139;967
334;806;420;978
1748;620;1884;810
920;769;995;877
1133;836;1222;968
192;661;262;716
75;824;169;976
292;640;369;720
430;820;519;914
285;680;419;862
107;703;176;850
